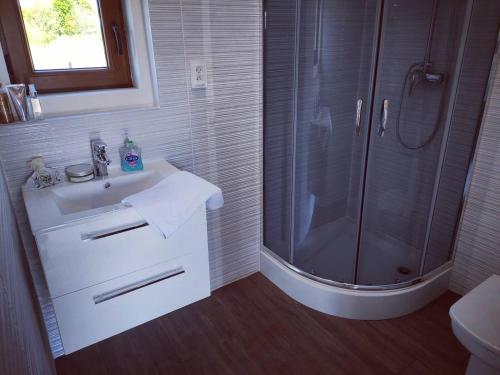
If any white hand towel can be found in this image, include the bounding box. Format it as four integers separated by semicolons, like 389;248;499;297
122;171;223;238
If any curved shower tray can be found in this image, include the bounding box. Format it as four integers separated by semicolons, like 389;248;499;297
260;247;452;320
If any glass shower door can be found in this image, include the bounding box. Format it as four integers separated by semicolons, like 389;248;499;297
264;0;497;289
291;0;381;283
356;0;467;285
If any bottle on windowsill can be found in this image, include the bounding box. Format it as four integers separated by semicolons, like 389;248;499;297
27;84;43;121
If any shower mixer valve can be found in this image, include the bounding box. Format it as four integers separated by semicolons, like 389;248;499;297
409;64;445;96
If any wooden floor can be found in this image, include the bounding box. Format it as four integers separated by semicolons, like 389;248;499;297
56;273;468;375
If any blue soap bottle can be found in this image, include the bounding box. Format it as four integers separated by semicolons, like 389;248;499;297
120;136;144;172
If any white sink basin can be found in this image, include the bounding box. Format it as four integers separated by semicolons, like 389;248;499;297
23;159;178;233
52;170;164;215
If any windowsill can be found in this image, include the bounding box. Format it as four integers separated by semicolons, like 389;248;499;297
0;101;160;127
0;118;47;127
38;84;159;119
0;0;158;119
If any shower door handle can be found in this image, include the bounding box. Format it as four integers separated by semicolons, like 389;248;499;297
378;99;389;137
355;99;363;135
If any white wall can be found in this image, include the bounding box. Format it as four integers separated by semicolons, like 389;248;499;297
0;168;55;374
0;0;262;356
0;41;10;85
450;56;500;295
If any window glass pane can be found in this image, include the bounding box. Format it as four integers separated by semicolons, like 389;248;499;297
19;0;108;71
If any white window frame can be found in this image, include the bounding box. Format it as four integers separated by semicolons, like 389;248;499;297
0;0;159;118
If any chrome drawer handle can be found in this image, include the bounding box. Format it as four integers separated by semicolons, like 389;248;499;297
93;267;185;304
81;221;149;242
355;98;363;136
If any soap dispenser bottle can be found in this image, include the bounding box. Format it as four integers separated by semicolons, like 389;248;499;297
119;135;144;172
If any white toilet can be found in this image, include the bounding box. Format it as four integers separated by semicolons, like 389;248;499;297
450;275;500;375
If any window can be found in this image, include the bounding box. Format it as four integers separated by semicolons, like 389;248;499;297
0;0;133;94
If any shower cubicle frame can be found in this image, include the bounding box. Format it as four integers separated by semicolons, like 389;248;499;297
262;0;497;293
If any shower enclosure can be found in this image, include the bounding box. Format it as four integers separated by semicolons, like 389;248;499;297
264;0;500;290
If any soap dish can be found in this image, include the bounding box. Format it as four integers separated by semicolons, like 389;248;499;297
65;164;95;183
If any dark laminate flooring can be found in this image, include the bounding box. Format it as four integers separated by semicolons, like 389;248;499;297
56;273;468;375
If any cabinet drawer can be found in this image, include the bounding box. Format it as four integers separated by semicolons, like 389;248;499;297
53;252;210;354
36;206;208;298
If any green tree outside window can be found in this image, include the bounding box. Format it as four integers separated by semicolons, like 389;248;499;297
21;0;99;46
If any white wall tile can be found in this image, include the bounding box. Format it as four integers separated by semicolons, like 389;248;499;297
450;57;500;295
0;0;262;356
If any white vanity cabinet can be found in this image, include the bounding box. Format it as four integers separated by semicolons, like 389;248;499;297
23;161;212;354
36;206;210;354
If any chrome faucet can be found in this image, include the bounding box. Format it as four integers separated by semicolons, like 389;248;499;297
91;139;111;177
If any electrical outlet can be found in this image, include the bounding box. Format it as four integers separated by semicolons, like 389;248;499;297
190;60;207;89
